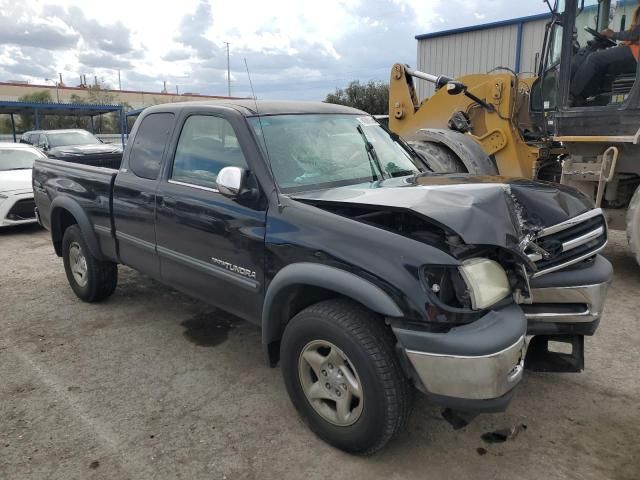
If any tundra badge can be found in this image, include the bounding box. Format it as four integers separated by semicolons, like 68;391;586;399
211;257;257;279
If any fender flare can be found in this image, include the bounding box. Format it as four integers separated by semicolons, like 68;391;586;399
261;263;403;358
409;128;499;175
50;196;104;261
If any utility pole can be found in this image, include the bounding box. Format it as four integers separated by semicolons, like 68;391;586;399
224;41;231;96
118;69;122;90
45;78;60;102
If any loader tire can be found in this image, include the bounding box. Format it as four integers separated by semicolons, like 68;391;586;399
626;184;640;267
409;140;467;173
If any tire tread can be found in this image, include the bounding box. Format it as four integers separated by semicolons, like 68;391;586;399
289;298;413;455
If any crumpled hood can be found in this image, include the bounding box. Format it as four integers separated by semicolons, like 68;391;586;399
0;168;32;193
291;173;593;251
49;143;122;156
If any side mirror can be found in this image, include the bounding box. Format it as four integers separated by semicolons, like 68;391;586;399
216;166;247;198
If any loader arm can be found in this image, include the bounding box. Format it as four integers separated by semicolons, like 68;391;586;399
388;63;540;178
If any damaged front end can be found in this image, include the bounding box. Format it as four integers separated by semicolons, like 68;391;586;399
291;173;612;422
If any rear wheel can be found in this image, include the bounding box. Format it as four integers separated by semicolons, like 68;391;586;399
62;225;117;302
627;184;640;267
410;140;467;173
280;298;413;455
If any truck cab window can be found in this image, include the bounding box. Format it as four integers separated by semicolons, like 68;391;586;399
170;115;247;189
129;113;175;180
570;0;639;106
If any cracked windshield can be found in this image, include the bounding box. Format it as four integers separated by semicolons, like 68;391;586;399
250;114;420;191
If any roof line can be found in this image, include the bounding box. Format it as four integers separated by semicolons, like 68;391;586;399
0;82;247;100
415;12;552;40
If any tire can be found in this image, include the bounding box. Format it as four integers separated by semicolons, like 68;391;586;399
410;140;467;173
280;298;413;455
627;184;640;267
62;225;118;302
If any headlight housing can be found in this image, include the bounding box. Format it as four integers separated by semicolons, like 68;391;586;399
458;258;511;310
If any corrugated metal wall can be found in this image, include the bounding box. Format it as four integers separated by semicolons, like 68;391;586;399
416;18;547;99
519;18;548;74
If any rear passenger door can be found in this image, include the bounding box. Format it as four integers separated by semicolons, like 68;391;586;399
155;111;267;322
113;112;175;278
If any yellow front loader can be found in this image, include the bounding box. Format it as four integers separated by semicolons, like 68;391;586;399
388;63;542;179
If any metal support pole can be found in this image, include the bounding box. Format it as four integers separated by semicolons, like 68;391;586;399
515;22;524;73
224;41;231;96
90;115;95;133
34;109;40;130
10;113;16;142
120;108;126;147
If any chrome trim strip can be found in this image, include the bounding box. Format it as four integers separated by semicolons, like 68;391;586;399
157;245;259;291
521;281;610;323
115;231;156;253
168;179;219;193
406;336;525;360
94;224;111;236
531;240;608;278
562;226;604;252
405;336;525;400
537;208;603;238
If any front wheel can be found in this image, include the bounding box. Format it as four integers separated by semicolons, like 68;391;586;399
409;140;467;173
62;225;118;302
280;299;413;455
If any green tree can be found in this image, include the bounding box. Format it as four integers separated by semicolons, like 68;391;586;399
17;91;53;131
324;80;389;115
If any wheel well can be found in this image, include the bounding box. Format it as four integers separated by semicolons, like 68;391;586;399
265;284;396;367
52;208;78;256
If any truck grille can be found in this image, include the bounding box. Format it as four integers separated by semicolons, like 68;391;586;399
526;209;607;277
7;198;36;220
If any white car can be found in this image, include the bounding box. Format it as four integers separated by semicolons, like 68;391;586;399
0;142;46;227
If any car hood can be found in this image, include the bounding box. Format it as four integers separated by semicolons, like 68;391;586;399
49;144;122;156
0;168;32;193
290;173;593;251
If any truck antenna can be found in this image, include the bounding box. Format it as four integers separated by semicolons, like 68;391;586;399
244;58;281;207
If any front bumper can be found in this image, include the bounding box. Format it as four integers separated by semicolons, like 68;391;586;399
0;191;37;227
393;304;527;411
522;255;612;336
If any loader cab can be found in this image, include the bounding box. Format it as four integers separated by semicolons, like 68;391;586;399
532;0;640;138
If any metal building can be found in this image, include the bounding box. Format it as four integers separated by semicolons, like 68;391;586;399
415;13;551;99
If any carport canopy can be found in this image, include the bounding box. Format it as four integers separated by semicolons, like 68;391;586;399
0;100;126;147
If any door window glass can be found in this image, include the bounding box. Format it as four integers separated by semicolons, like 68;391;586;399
171;115;247;189
129;113;175;180
570;0;638;106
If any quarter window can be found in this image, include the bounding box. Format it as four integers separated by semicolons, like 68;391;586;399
129;113;175;180
171;115;246;189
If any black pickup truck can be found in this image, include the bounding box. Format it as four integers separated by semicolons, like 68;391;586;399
33;100;612;454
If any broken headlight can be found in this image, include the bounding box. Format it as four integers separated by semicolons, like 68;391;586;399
458;258;511;310
423;258;511;312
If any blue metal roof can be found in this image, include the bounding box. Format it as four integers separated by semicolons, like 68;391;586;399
415;12;552;40
125;107;146;117
0;100;123;116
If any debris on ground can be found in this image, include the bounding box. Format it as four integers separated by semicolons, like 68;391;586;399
481;424;527;444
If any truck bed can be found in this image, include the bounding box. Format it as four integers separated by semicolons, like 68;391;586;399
33;157;119;262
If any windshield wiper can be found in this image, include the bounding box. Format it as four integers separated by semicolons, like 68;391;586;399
356;125;386;181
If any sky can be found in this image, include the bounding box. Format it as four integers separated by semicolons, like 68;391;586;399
0;0;548;100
